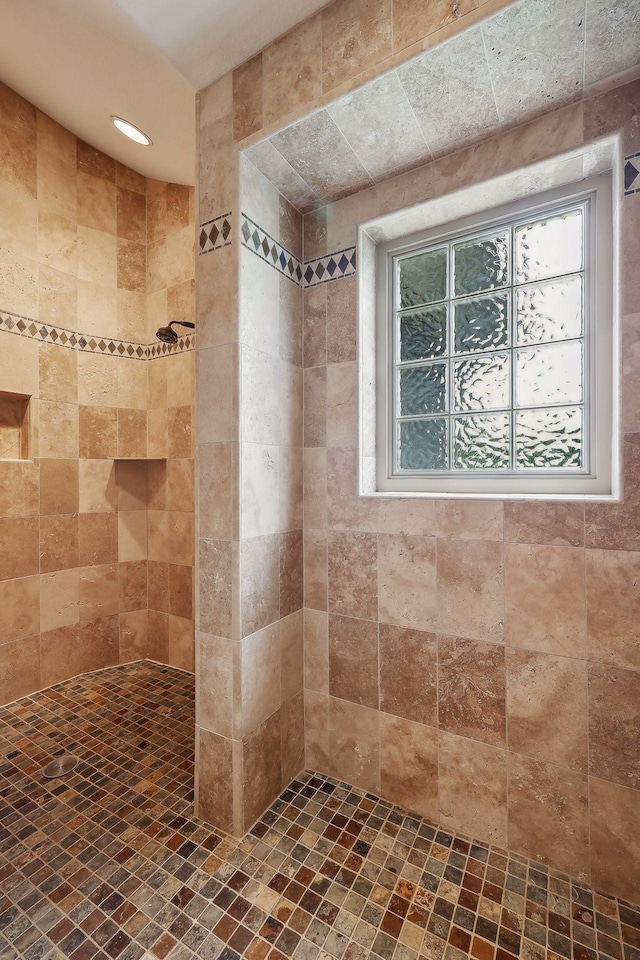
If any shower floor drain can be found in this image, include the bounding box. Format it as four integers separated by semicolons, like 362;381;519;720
43;755;78;779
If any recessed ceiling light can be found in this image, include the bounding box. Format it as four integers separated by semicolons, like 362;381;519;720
111;116;152;146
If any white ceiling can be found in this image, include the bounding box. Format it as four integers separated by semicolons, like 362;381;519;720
115;0;332;93
0;0;330;185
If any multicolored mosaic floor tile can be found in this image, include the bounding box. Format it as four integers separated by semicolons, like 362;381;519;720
1;663;638;960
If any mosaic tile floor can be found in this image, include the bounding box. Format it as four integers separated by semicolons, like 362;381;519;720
1;663;639;960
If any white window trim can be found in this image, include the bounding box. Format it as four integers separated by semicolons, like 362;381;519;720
364;169;620;500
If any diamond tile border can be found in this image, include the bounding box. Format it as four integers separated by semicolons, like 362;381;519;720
0;309;195;360
238;213;356;288
147;335;195;358
241;214;304;285
199;212;233;255
303;247;357;288
624;152;640;196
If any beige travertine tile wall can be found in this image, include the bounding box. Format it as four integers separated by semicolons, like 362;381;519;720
195;0;514;843
231;0;515;145
195;140;304;835
301;80;640;904
146;181;196;674
0;82;195;703
195;69;239;834
195;0;638;900
236;159;304;827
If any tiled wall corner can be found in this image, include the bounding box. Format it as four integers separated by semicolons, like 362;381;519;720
0;80;196;707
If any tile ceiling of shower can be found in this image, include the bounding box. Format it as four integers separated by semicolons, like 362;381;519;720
243;0;640;213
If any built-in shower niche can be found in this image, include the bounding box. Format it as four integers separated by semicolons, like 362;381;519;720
0;391;30;460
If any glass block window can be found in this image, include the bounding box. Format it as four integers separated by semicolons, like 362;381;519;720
376;173;616;497
394;206;586;473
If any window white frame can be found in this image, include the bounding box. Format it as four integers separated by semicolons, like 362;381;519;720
374;174;616;498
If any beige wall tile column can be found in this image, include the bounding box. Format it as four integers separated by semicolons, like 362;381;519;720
195;78;305;834
195;74;244;834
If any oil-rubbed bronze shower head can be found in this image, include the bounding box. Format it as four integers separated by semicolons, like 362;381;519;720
155;321;195;343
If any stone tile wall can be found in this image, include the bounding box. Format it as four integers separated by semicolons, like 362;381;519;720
195;145;304;836
195;0;639;903
231;0;515;146
0;82;196;703
301;80;640;903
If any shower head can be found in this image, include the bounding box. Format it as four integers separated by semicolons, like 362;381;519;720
155;320;195;343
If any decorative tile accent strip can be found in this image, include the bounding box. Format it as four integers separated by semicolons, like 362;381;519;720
304;245;357;287
240;213;357;288
241;213;304;285
147;334;195;358
624;152;640;195
199;211;233;255
0;309;195;359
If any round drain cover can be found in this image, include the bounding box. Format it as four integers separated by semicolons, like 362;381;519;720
43;755;78;779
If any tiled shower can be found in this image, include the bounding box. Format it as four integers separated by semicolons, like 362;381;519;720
193;0;640;905
1;0;640;956
0;93;197;698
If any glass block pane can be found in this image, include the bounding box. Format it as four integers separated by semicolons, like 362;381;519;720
454;414;511;469
399;364;446;416
454;293;509;354
516;407;582;467
516;341;582;407
399;247;447;308
453;231;509;297
453;353;510;411
515;208;583;283
517;275;583;345
399;305;447;361
398;419;448;470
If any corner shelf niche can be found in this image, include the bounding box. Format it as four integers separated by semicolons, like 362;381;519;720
0;392;31;460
